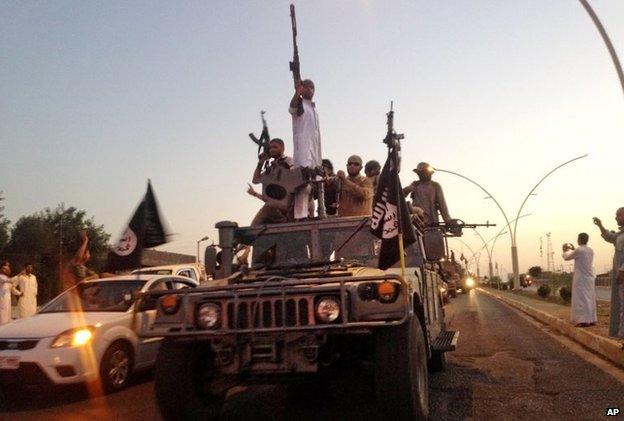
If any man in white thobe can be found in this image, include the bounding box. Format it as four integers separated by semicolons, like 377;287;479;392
594;208;624;338
15;263;38;318
562;233;597;326
0;261;20;325
289;79;324;220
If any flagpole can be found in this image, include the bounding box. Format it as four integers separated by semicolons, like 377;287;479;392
394;148;406;280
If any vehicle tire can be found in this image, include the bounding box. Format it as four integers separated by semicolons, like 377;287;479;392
154;339;225;421
374;315;429;420
100;341;133;394
428;350;446;372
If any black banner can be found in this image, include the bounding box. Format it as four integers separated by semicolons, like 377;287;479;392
370;152;416;270
106;181;168;272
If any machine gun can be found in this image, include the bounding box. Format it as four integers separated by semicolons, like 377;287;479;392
425;219;496;237
248;111;271;169
289;4;301;88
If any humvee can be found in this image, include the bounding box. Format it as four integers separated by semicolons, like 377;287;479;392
138;216;459;420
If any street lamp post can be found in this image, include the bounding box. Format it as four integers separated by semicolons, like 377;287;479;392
196;236;209;263
436;155;587;290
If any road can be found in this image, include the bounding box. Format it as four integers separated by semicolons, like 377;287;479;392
525;284;612;301
2;291;623;420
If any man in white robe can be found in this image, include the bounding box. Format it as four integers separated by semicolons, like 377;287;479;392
15;263;38;318
0;261;20;325
289;79;324;220
562;233;597;326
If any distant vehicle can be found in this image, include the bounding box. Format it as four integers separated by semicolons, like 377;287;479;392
132;263;206;284
460;275;476;293
0;275;197;393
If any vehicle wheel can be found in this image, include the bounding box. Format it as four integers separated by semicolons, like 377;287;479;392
428;350;446;372
154;339;225;421
100;341;133;394
374;315;429;420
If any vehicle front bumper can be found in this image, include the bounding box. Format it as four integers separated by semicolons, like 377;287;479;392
0;337;100;387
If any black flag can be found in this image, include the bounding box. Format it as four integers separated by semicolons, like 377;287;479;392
370;152;417;270
106;181;168;272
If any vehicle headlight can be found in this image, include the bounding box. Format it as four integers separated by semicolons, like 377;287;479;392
465;278;475;288
197;303;221;329
315;297;340;323
50;327;95;348
377;281;398;303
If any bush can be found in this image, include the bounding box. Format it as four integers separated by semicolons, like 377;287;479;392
528;266;542;278
559;286;572;302
537;284;551;298
501;283;508;291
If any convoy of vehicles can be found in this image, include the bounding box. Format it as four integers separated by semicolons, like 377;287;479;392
139;217;461;420
0;275;197;393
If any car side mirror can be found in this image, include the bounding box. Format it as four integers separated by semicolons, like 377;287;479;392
138;294;157;312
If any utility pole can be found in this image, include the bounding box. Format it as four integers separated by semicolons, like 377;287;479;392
546;232;555;273
539;236;544;268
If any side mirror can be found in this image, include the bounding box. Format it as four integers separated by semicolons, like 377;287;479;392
204;246;218;278
138;294;157;312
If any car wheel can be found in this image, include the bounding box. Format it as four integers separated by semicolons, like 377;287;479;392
374;315;429;420
100;341;133;394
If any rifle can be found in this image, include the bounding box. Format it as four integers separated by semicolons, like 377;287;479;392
289;4;301;89
383;101;405;171
425;219;496;237
248;111;271;168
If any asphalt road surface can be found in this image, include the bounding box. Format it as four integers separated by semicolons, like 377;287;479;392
2;291;623;420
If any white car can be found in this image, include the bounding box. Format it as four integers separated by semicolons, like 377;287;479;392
0;274;197;393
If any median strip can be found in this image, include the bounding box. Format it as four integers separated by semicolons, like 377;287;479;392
477;287;624;369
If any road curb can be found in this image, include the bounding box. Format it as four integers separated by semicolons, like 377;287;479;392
477;288;624;369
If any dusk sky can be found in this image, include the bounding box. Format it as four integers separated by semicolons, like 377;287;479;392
1;1;622;276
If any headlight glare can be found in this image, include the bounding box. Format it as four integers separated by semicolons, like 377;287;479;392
50;327;95;348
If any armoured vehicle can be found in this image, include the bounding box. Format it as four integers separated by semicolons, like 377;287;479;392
138;216;459;420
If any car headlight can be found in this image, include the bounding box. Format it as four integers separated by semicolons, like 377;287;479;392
50;327;95;348
197;303;221;329
159;294;180;315
315;297;340;323
465;278;475;288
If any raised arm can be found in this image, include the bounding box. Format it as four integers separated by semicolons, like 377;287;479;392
252;153;268;184
288;82;304;116
73;231;89;264
593;217;617;243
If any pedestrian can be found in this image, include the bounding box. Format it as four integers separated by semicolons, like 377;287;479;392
14;262;38;318
335;155;374;217
562;233;597;327
249;138;294;225
364;160;381;192
594;209;624;338
289;79;324;220
0;261;20;325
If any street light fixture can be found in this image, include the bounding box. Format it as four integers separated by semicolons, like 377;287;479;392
436;155;587;290
196;236;209;263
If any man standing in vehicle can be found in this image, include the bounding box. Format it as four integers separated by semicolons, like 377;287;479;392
289;79;323;220
403;162;453;226
336;155;374;217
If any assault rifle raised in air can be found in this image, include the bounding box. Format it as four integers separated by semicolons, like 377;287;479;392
289;4;301;88
383;101;405;171
248;111;270;168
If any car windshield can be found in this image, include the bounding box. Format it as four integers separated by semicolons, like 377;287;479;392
40;280;146;313
250;231;312;267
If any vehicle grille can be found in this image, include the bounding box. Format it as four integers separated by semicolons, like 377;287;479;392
0;340;39;351
0;362;51;386
224;297;315;330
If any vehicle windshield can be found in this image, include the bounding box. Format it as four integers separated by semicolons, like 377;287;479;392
40;280;146;313
250;231;313;267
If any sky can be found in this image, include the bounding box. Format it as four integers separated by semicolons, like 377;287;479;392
1;0;623;276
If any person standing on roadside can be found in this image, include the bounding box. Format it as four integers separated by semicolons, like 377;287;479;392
562;233;597;327
15;262;38;318
0;261;20;324
594;208;624;338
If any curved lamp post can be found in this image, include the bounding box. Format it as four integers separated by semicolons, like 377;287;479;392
437;155;587;289
579;0;624;99
196;235;210;263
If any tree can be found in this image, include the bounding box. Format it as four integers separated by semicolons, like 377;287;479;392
4;205;110;304
0;192;9;252
528;266;542;278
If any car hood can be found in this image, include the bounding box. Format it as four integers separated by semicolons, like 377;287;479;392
0;311;129;339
